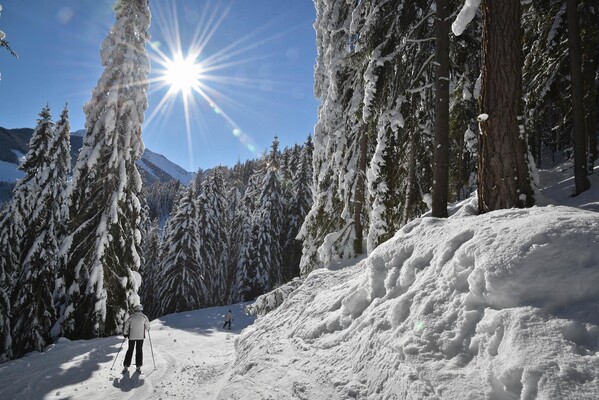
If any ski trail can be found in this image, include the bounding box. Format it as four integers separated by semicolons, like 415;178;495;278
0;305;254;400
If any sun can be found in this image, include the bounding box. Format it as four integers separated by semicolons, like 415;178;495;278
163;53;203;94
144;0;264;168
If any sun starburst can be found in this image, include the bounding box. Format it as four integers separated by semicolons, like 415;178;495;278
143;1;267;169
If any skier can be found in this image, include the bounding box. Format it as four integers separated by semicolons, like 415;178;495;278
122;304;150;374
223;310;233;330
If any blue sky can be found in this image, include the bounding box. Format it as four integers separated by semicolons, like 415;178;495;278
0;0;318;172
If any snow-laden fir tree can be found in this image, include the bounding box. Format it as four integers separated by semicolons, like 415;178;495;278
50;106;73;325
226;184;250;303
139;217;161;320
302;0;440;271
283;135;313;280
56;0;151;339
523;0;598;168
197;167;229;305
0;105;54;360
236;137;284;301
156;184;207;314
299;0;371;274
11;105;71;358
0;205;15;362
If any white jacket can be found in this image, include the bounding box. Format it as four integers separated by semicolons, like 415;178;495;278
124;311;150;340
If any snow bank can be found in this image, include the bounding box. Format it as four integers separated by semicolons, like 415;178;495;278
246;278;304;318
219;205;599;399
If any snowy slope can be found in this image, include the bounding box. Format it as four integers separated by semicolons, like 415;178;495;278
0;128;195;186
222;205;599;399
0;304;255;399
0;163;598;400
218;165;599;400
137;148;196;185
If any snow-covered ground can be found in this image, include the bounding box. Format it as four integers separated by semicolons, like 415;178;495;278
0;304;255;399
0;162;598;400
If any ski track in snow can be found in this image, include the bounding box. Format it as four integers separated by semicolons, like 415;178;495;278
0;304;255;400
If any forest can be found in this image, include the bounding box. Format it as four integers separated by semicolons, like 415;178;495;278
0;0;597;364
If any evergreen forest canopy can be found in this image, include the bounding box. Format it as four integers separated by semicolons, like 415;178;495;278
0;0;598;363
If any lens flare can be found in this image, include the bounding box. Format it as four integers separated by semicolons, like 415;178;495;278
143;0;272;169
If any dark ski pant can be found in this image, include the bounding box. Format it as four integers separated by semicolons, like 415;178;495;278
223;321;231;330
124;339;144;367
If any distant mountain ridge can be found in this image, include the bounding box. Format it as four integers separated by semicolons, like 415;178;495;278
0;126;195;186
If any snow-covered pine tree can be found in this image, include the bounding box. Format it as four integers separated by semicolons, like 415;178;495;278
303;0;439;266
156;184;207;314
236;137;284;300
0;105;54;360
144;179;182;226
139;217;160;320
52;105;73;224
300;0;370;274
225;184;250;303
283;136;313;280
522;1;572;164
522;0;598;169
0;205;15;362
197;167;229;305
50;106;72;331
11;105;70;357
57;0;151;339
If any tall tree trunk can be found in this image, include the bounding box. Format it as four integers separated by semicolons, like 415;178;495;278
581;0;598;167
353;131;368;255
432;0;450;218
478;0;534;212
566;0;590;193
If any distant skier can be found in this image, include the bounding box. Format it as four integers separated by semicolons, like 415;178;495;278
223;310;233;330
122;304;150;373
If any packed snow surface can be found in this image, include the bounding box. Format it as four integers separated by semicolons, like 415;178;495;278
0;304;255;399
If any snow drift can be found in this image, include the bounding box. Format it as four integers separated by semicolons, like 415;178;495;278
220;203;599;399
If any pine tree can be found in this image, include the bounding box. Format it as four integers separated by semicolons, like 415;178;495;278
0;205;15;361
157;184;207;314
12;105;71;357
236;137;284;300
522;1;598;173
305;0;438;269
226;185;250;303
285;136;313;279
300;0;370;274
197;168;229;305
57;0;151;339
50;106;72;334
139;217;161;320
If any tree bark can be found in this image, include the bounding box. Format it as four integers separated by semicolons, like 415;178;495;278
353;131;368;255
478;0;534;213
432;0;450;218
566;0;590;193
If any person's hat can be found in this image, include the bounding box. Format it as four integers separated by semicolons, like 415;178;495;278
134;304;143;311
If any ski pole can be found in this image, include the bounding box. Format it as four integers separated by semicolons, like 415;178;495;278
147;329;156;369
110;337;127;370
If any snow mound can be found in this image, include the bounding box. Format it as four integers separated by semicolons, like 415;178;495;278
219;205;599;399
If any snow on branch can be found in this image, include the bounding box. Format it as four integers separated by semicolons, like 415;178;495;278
452;0;481;36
